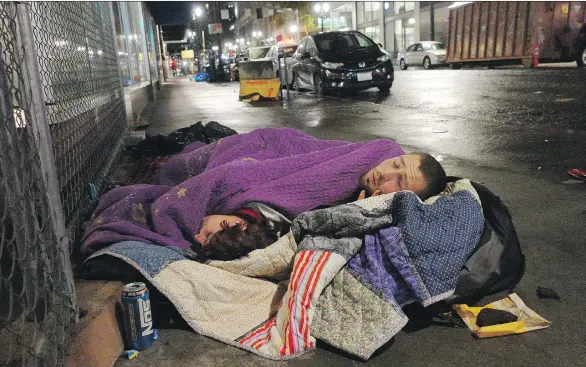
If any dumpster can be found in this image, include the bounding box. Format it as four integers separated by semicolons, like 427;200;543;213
447;2;586;67
238;60;281;102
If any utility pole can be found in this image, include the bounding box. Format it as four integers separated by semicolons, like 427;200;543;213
295;9;300;44
192;8;202;72
430;3;435;41
215;1;225;81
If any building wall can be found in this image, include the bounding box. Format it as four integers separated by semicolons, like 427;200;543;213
234;2;280;48
357;1;386;45
419;2;451;44
383;2;419;58
233;1;452;59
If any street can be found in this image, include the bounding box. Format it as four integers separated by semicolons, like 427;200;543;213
119;67;586;367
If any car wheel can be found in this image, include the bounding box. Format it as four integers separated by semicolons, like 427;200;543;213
314;74;326;97
423;56;432;69
577;44;586;67
378;83;392;92
399;59;408;70
292;73;301;91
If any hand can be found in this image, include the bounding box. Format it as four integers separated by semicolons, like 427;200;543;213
357;189;381;201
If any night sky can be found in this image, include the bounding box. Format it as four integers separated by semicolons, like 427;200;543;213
147;1;237;48
147;2;199;41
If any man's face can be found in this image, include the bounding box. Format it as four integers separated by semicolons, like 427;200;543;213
194;215;246;245
359;154;427;196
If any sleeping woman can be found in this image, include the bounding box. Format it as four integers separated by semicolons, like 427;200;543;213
191;203;290;262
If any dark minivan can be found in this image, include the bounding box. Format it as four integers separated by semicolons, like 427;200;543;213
291;31;393;95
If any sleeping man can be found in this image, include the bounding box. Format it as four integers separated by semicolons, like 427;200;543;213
80;128;446;258
189;152;446;262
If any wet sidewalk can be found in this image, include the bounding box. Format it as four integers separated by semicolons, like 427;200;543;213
139;77;287;136
113;74;586;367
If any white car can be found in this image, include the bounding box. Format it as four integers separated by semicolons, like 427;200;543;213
397;41;447;70
266;44;298;87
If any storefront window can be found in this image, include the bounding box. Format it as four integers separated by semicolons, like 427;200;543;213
394;20;403;55
331;3;353;30
384;2;392;18
112;3;131;86
357;2;364;24
385;19;394;53
391;1;415;16
404;19;415;48
146;15;158;81
369;2;381;22
360;25;381;44
113;2;151;86
358;2;381;24
391;18;416;57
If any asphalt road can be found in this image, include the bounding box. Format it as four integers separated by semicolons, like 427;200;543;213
119;68;586;367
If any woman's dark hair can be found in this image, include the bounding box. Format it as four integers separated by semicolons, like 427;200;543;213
198;212;279;261
412;152;447;200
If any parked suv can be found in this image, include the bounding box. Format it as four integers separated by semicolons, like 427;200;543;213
291;31;394;95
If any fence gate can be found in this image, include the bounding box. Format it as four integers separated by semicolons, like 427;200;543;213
0;1;126;365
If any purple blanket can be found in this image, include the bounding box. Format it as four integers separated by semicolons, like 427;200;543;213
81;128;404;256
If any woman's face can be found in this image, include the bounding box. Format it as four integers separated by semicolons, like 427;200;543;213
194;215;246;245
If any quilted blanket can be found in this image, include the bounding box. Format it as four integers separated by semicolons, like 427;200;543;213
84;180;484;360
80;128;404;256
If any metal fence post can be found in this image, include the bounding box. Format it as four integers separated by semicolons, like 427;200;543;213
277;51;283;99
15;2;77;309
283;53;290;101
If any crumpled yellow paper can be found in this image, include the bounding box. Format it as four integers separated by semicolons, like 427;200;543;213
453;293;551;338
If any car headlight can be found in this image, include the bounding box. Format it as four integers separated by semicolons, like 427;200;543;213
377;54;390;62
322;62;344;69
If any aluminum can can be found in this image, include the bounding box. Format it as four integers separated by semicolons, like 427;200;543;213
121;282;158;350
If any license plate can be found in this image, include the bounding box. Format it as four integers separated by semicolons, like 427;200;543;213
357;72;372;82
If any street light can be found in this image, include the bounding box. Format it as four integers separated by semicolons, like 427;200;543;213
289;25;298;33
314;3;330;32
252;31;262;45
192;7;203;71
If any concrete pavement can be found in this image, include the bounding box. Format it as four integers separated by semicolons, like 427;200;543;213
117;70;586;366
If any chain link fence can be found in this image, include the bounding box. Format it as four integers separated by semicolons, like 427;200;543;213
30;1;127;239
0;1;126;365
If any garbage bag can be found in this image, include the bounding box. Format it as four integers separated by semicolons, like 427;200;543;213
444;178;526;305
204;121;238;142
130;121;238;158
194;72;209;82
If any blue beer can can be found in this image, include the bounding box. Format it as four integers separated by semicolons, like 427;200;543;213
121;282;158;350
